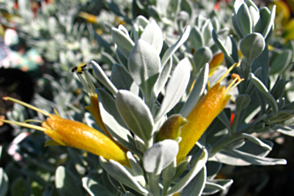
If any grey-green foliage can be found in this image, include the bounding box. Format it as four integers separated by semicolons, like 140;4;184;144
2;0;294;195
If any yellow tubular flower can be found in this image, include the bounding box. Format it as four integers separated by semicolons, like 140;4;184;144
177;63;243;164
0;97;130;167
78;12;98;23
72;64;128;152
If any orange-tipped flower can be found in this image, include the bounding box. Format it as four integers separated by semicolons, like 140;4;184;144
177;63;243;164
1;97;130;166
72;64;127;152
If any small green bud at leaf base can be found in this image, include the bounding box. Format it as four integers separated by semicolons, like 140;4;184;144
156;114;187;142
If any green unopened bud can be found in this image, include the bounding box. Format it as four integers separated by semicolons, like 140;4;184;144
156;114;187;142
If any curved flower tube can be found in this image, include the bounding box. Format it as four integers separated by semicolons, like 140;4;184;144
72;64;127;152
0;97;130;167
177;63;243;164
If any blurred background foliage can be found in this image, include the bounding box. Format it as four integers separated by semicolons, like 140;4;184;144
0;0;294;195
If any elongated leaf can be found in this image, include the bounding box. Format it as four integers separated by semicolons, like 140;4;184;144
192;47;212;74
231;149;286;165
116;90;154;144
154;58;172;96
55;166;84;196
127;152;145;186
203;179;233;195
180;64;209;117
250;73;278;116
155;58;191;120
140;20;163;54
91;61;118;96
128;39;160;102
161;25;190;67
269;50;292;75
111;64;139;95
97;89;139;154
262;5;276;39
212;30;235;64
143;140;179;175
241;133;271;150
273;125;294;137
82;172;114;196
112;27;135;58
190;26;204;51
181;167;206;196
237;4;252;36
167;149;208;195
100;157;149;195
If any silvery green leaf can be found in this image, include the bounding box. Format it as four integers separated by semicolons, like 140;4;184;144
127;152;145;186
133;15;149;28
181;167;206;196
235;94;250;111
97;89;139;154
116;90;154;144
232;8;244;38
230;149;286;165
128;39;160;102
206;161;222;179
273;125;294;137
82;172;114;196
118;24;130;36
100;157;149;195
269;50;292;75
210;151;251;166
233;0;244;11
190;27;204;51
225;36;239;62
0;168;8;196
167;149;208;195
143;140;179;175
180;64;209;118
236;4;252;36
91;61;118;96
148;6;161;21
111;64;139;95
181;0;193;17
241;133;271;150
262;5;276;39
112;27;135;58
271;77;286;99
248;4;260;31
162;160;177;193
134;135;147;153
203;179;233;195
202;20;213;46
211;17;220;32
155;58;191;120
250;73;278;116
154;58;172;96
212;30;235;64
55;166;84;196
161;25;190;67
239;33;265;62
140;20;163;54
192;47;212;74
116;47;128;69
173;156;191;181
